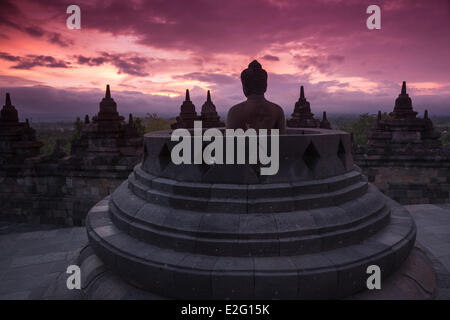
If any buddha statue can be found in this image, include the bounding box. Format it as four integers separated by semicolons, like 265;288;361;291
226;60;286;133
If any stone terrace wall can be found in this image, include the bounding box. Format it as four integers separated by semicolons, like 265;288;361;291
0;161;133;226
355;156;450;205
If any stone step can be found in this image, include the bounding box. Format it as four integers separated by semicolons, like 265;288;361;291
106;182;390;256
86;197;416;299
133;164;363;199
112;181;386;238
110;200;390;257
128;171;368;214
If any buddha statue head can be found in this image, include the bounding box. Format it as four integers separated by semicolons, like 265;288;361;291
240;60;267;97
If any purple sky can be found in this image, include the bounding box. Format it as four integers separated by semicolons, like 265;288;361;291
0;0;449;120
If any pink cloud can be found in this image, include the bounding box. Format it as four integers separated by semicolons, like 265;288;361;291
0;0;448;118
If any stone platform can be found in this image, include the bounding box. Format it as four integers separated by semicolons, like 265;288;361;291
82;128;417;299
2;203;450;300
76;241;439;300
354;82;447;205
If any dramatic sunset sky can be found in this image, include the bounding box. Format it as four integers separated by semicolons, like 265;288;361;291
0;0;449;120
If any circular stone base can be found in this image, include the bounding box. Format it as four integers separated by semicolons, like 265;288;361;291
79;194;418;299
83;175;417;299
77;243;436;300
80;128;418;299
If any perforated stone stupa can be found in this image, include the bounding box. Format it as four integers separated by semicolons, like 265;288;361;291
80;64;417;299
364;81;442;156
171;90;225;129
0;93;42;164
353;82;447;204
70;85;142;165
200;90;225;128
287;86;330;129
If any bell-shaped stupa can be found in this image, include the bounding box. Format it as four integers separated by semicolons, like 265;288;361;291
171;89;200;129
390;81;418;120
365;81;441;155
171;89;225;129
95;84;122;122
287;86;321;128
0;93;42;163
200;90;225;128
70;85;142;164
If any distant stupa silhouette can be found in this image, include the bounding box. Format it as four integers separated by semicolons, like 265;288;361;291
287;86;321;128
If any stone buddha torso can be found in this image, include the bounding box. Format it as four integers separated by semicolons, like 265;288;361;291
227;94;285;132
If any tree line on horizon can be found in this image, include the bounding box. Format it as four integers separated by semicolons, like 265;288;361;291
37;113;450;155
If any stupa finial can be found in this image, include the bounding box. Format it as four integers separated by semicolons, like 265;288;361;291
319;110;331;129
185;89;190;101
401;81;406;95
207;90;211;102
105;85;111;98
5;93;12;106
424;109;429;119
300;86;305;99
